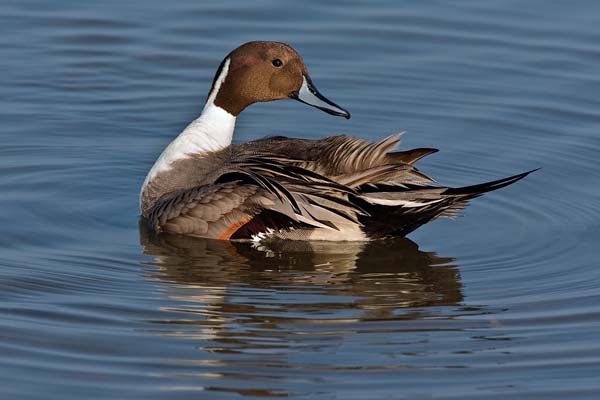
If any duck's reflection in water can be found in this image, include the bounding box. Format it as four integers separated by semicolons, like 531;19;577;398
140;227;465;396
141;224;462;325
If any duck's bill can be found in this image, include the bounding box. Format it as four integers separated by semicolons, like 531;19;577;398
291;76;350;119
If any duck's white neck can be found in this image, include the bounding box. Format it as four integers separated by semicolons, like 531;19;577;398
142;58;235;191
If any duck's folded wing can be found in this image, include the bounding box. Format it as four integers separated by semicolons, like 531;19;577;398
145;155;368;239
248;132;438;187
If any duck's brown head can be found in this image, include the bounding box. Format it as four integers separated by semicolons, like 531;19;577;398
208;41;350;119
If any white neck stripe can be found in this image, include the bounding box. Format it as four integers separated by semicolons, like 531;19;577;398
205;57;230;111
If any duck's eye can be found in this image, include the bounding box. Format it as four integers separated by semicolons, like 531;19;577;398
272;59;283;67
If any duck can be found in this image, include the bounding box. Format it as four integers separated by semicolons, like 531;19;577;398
140;41;534;241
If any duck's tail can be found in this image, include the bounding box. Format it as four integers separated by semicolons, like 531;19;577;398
443;169;538;197
357;169;538;238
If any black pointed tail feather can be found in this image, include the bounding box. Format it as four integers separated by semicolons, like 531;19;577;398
443;169;539;198
357;169;538;239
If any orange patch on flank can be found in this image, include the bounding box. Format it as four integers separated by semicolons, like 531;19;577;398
218;216;254;240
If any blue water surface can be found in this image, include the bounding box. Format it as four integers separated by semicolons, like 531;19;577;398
1;1;600;399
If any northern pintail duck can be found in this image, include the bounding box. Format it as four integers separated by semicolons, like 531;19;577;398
140;41;534;241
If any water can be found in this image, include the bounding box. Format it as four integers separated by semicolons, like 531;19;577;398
1;0;600;398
